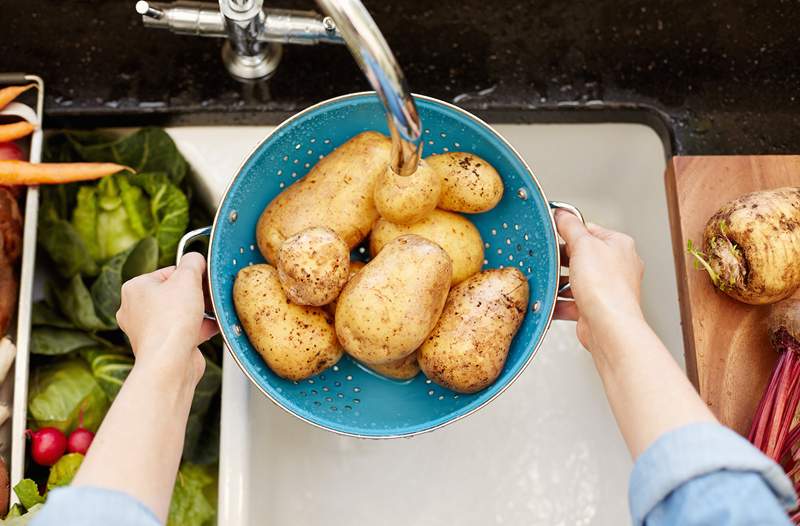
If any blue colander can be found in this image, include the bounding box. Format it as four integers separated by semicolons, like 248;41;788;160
180;91;581;438
178;0;581;438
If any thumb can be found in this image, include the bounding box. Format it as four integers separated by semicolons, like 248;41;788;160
173;252;206;283
555;210;589;246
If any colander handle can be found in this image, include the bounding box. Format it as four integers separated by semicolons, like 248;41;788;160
549;201;585;299
176;226;217;321
315;0;422;176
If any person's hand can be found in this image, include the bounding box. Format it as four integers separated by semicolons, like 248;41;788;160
116;252;218;386
554;210;645;352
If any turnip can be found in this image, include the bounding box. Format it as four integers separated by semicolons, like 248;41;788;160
688;187;800;305
26;427;66;467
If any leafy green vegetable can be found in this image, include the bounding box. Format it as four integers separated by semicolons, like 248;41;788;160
12;480;44;510
90;237;158;326
183;357;222;462
50;275;115;332
46;453;84;491
28;359;109;434
38;187;97;278
82;348;134;401
129;173;189;266
30;327;108;356
168;463;216;526
31;301;76;329
65;128;188;184
0;504;42;525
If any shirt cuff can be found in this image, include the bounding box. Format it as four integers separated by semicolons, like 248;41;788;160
30;486;161;526
629;422;797;526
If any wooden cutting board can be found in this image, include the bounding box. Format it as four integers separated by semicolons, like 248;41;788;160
666;155;800;436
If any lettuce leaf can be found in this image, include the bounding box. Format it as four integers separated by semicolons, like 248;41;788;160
46;453;84;491
28;359;109;434
168;463;216;526
12;480;44;511
82;348;134;401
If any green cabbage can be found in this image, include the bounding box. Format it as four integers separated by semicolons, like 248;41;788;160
168;463;217;526
28;359;109;434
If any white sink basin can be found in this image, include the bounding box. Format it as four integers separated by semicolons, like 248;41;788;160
167;122;674;526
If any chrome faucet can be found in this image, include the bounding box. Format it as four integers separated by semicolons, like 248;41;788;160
135;0;343;79
136;0;422;174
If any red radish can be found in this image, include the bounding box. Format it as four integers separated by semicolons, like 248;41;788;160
0;143;23;161
26;427;67;467
66;427;94;455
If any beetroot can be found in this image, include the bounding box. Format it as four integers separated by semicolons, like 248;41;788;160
66;427;94;455
749;299;800;522
27;427;67;467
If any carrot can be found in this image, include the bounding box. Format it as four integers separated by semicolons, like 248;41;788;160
0;161;131;185
0;84;35;110
0;122;35;142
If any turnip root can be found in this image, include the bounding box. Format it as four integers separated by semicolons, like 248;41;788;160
688;187;800;305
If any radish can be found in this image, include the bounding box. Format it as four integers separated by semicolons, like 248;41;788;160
26;427;67;467
66;427;94;455
0;143;23;161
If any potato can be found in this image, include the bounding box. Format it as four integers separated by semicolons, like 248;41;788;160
335;235;452;365
419;268;529;393
370;209;483;285
364;352;420;380
426;152;503;213
374;160;441;225
691;187;800;305
256;131;391;263
325;260;365;315
276;226;349;306
233;264;343;381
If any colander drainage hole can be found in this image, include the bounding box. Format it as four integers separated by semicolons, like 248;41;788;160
300;391;306;397
438;395;445;401
334;381;341;387
427;390;435;396
346;375;353;381
532;300;542;313
332;365;339;372
330;406;337;411
313;401;320;406
425;379;432;384
353;387;361;393
322;386;329;392
307;379;314;384
337;393;344;398
352;398;360;404
344;405;352;411
325;396;332;403
319;374;326;380
311;389;317;395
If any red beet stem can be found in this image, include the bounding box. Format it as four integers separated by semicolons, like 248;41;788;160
749;330;800;460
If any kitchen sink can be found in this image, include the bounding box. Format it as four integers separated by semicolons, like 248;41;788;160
167;122;673;526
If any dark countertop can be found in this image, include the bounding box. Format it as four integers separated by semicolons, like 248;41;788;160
3;0;800;156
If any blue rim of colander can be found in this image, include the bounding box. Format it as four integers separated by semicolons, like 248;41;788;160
208;91;561;439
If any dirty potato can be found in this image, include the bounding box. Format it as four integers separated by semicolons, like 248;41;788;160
373;160;441;225
419;268;529;393
256;131;391;263
325;260;366;316
426;152;503;213
276;226;349;306
335;235;452;365
370;209;483;284
233;264;343;381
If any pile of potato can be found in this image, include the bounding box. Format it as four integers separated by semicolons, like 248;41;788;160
233;131;530;394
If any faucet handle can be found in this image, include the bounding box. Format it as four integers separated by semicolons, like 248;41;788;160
135;1;165;19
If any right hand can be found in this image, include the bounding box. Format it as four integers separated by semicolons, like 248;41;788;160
554;210;645;351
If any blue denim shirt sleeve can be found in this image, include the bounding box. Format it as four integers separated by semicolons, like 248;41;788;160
29;486;161;526
630;422;797;526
